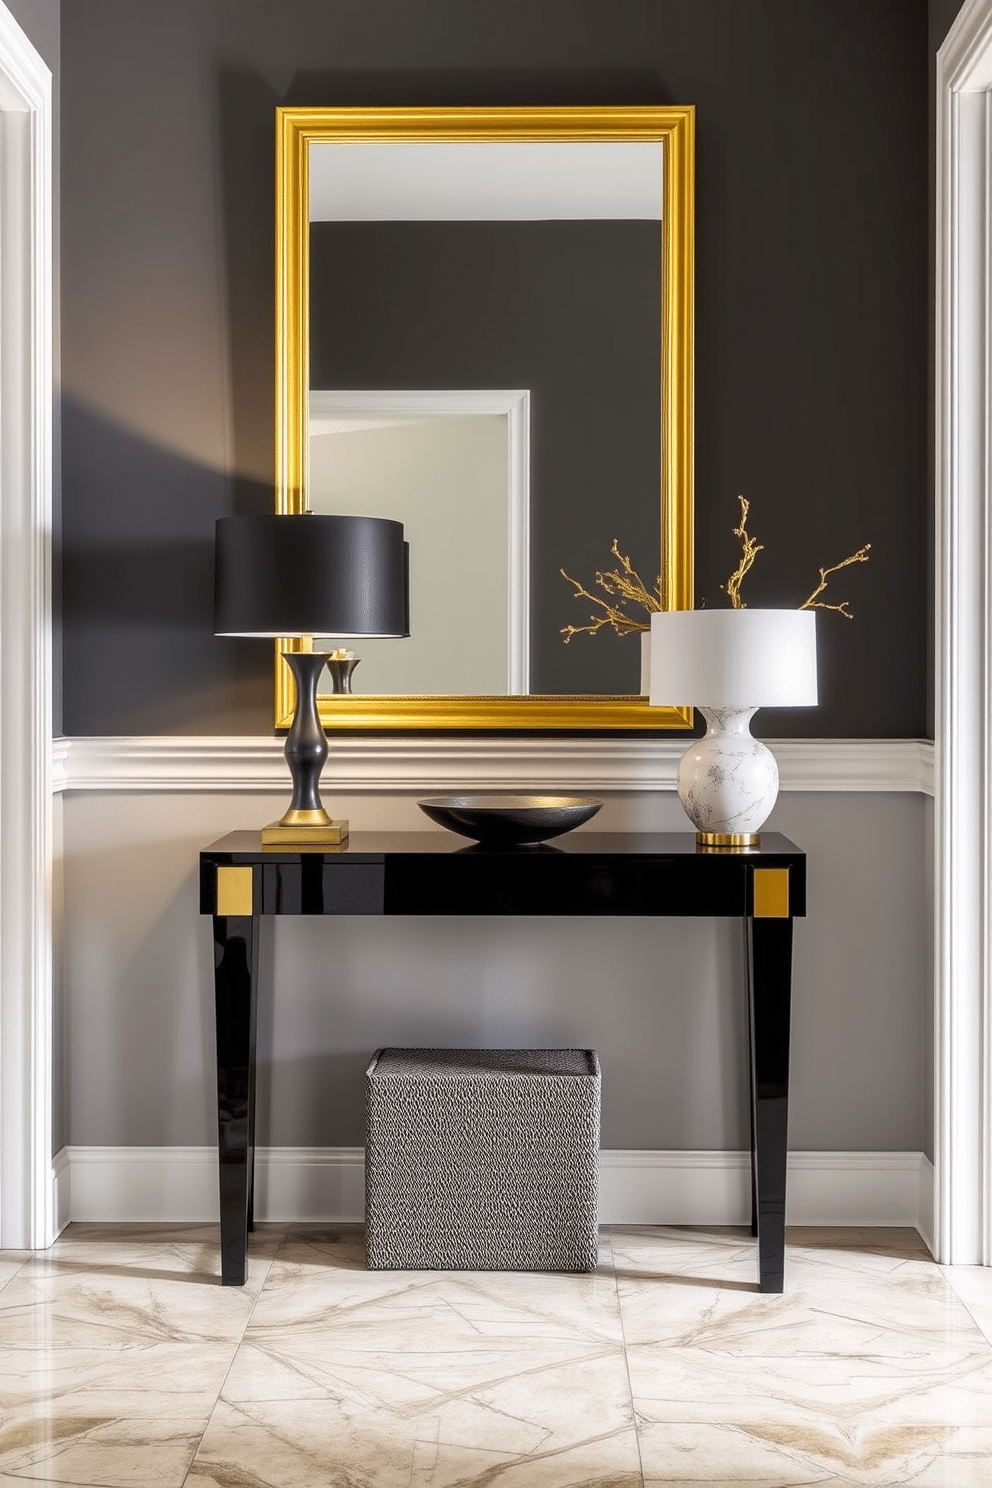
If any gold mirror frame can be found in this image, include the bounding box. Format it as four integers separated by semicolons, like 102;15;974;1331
274;104;694;730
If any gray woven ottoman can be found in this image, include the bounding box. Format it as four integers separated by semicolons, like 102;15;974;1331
364;1047;601;1272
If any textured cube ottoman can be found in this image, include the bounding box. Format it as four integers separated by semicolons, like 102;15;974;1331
365;1047;601;1272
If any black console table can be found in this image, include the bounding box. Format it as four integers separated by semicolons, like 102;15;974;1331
200;830;806;1291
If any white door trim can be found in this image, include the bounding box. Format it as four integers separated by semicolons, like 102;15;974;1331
935;0;992;1265
0;2;53;1250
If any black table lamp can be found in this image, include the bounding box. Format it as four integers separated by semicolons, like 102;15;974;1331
215;513;408;845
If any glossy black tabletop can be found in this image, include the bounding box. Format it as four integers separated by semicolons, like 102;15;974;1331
200;831;806;919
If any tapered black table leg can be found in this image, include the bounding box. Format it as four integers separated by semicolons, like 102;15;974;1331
212;913;259;1286
246;926;258;1235
744;913;793;1293
743;921;758;1238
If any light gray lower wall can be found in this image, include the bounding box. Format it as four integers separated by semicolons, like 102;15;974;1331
53;793;65;1153
58;788;928;1155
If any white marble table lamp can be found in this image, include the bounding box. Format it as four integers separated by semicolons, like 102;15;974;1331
649;608;818;846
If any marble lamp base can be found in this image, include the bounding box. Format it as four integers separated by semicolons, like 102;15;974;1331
676;705;779;847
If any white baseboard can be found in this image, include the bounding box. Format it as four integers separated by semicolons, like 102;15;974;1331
53;1146;934;1236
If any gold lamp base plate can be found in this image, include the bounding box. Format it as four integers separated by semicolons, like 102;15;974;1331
696;831;760;851
261;818;350;846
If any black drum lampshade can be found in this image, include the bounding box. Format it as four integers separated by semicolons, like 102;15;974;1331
214;513;408;638
214;513;409;845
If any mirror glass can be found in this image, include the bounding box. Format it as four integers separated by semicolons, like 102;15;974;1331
275;107;694;731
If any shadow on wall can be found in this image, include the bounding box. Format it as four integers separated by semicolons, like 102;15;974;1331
60;396;275;736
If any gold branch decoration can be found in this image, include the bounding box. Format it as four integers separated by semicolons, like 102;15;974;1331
722;495;764;610
720;495;870;617
799;545;872;619
560;498;871;642
560;539;664;642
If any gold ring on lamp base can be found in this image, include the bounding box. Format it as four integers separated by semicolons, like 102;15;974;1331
696;831;761;851
279;808;333;828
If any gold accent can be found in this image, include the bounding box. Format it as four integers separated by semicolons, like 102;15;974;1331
753;867;790;919
216;864;253;917
799;543;872;618
721;492;871;616
274;104;695;733
283;693;691;732
279;807;333;827
560;539;662;642
723;495;763;609
697;831;760;850
261;818;350;846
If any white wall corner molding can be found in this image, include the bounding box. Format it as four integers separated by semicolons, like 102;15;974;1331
54;735;934;796
54;1146;932;1236
0;2;53;1251
919;1154;936;1261
936;0;992;1266
51;735;71;794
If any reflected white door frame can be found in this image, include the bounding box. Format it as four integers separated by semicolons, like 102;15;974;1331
308;389;530;693
0;2;53;1248
935;0;992;1266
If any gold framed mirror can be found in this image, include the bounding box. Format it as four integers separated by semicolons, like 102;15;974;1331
274;104;694;730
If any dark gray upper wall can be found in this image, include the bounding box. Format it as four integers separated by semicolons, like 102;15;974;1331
929;0;967;50
60;0;927;737
3;0;58;68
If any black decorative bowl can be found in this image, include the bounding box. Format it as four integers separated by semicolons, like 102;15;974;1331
417;795;602;846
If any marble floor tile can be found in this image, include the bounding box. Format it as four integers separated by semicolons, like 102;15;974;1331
246;1224;624;1347
0;1414;205;1488
629;1351;992;1485
0;1222;286;1349
617;1226;992;1488
612;1231;978;1359
2;1223;991;1487
187;1377;643;1488
942;1263;992;1347
0;1224;288;1488
195;1225;642;1483
0;1255;27;1295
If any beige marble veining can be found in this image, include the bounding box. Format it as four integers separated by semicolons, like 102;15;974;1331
942;1263;992;1348
0;1224;287;1488
1;1223;990;1487
195;1225;642;1484
0;1257;27;1297
614;1227;992;1488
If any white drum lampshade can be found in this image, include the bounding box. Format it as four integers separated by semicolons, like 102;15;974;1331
649;609;818;846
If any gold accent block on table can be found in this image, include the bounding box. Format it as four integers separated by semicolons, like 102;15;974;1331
260;819;350;846
753;868;789;919
215;865;253;917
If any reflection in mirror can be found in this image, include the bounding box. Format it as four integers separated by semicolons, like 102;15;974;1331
309;139;661;700
274;106;694;731
309;390;529;694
